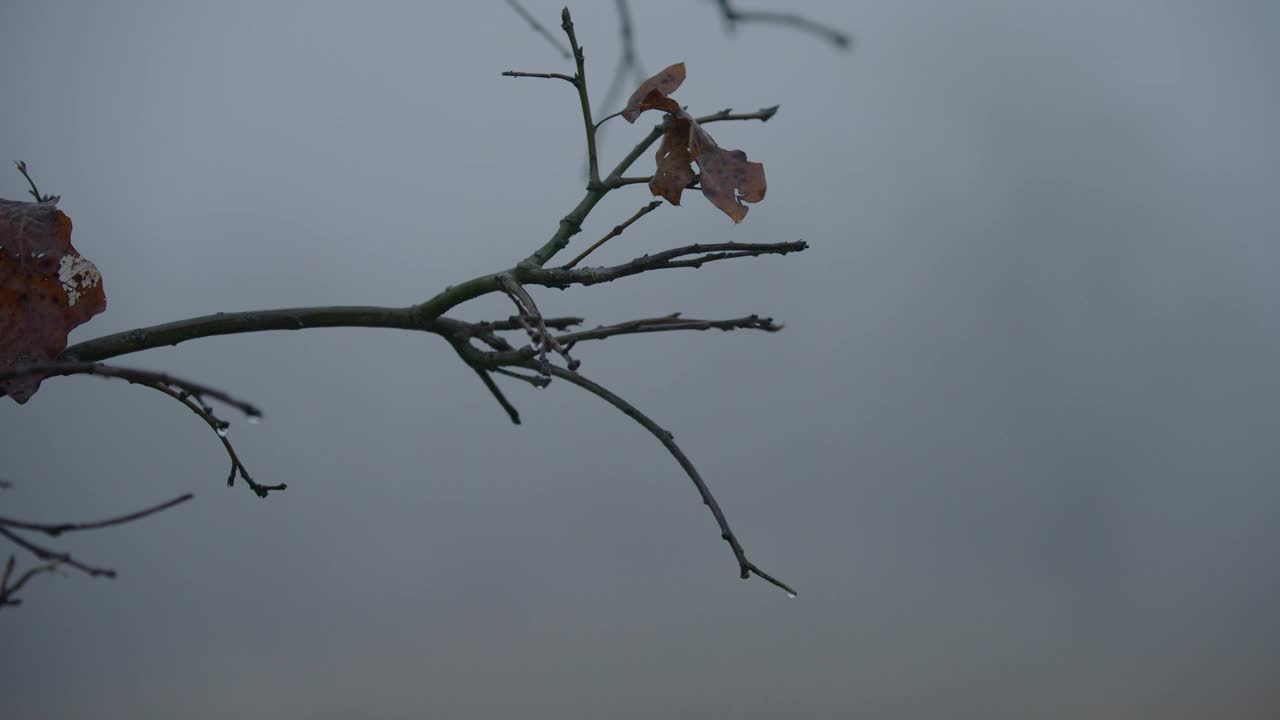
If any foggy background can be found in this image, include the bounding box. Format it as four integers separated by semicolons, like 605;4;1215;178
3;1;1279;717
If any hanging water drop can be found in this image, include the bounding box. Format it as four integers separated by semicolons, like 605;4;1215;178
246;416;261;425
786;592;797;599
216;427;228;437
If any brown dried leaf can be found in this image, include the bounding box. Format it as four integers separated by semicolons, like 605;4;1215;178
622;62;686;123
0;199;107;402
649;114;695;205
691;124;767;223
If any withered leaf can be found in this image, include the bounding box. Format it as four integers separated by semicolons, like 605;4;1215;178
691;124;767;223
0;199;107;403
622;62;686;123
649;114;695;205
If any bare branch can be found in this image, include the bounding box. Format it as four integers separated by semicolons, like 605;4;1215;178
0;487;194;608
528;362;795;595
493;366;552;388
142;382;284;498
0;493;193;536
501;70;577;85
451;337;522;425
554;313;782;345
499;274;579;371
0;555;63;607
560;8;602;187
525;240;809;287
713;0;852;49
0;362;261;419
562;200;663;269
0;526;116;579
503;0;572;59
597;0;646;118
13;160;59;203
696;105;781;124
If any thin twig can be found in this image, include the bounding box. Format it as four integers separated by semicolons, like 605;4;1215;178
0;556;63;607
474;367;521;424
713;0;852;49
451;338;522;424
530;362;795;595
13;160;59;203
503;0;572;58
593;109;627;131
696;105;781;124
493;367;553;388
0;362;261;419
0;494;194;536
142;381;284;497
560;9;601;187
562;200;663;269
501;70;578;85
499;274;578;371
526;240;809;286
595;0;646;139
0;526;116;579
553;313;782;345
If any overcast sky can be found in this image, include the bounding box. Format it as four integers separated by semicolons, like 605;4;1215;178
3;1;1279;718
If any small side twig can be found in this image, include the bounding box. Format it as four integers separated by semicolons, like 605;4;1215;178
0;362;261;419
713;0;852;49
0;556;62;607
528;240;809;287
554;313;782;345
493;366;552;388
13;160;60;203
501;70;578;85
0;526;116;579
595;0;647;137
499;274;578;371
528;362;795;596
562;200;663;269
142;382;284;497
560;8;601;187
503;0;572;59
451;338;523;425
0;493;193;537
0;491;195;607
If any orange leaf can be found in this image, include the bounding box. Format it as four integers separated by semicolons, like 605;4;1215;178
0;199;107;403
649;114;696;205
622;62;686;123
691;124;767;223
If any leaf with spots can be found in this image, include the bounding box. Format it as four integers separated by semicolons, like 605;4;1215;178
0;199;107;403
690;123;767;223
622;62;685;123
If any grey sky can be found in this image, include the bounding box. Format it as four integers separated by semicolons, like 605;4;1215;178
3;1;1279;717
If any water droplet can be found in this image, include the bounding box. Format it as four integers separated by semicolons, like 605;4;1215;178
246;416;261;425
786;592;797;599
216;427;228;437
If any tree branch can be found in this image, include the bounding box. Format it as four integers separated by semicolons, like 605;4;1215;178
0;493;193;537
525;240;809;287
0;555;62;607
713;0;852;49
562;200;663;269
0;362;261;419
501;70;578;85
553;313;782;346
503;0;572;59
0;526;117;579
143;381;283;497
559;9;602;188
527;362;795;595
